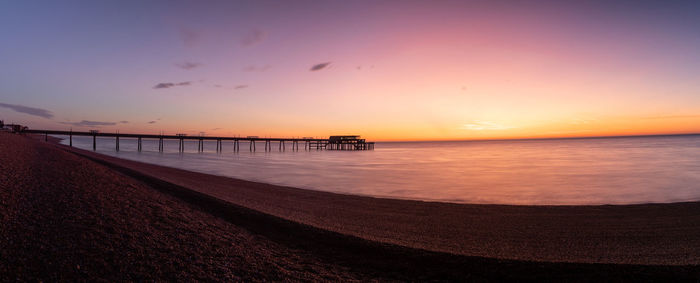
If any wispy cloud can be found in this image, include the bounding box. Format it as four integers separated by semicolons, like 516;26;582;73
0;102;53;119
147;121;157;124
179;27;200;47
119;121;129;124
570;118;597;125
310;62;331;71
460;121;513;131
642;114;700;120
175;61;203;70
545;129;593;135
243;65;270;72
153;81;191;89
240;28;266;46
234;85;248;90
61;120;117;127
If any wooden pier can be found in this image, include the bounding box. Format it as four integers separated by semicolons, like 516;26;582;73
22;130;374;152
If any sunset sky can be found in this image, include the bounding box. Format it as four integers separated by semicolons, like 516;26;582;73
1;0;699;141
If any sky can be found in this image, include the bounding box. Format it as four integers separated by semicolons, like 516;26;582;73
1;0;699;141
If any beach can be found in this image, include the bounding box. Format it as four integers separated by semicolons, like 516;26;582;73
1;132;699;281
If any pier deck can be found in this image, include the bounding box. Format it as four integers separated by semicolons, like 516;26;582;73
22;130;374;152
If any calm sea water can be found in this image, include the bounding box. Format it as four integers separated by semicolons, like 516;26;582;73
57;135;700;205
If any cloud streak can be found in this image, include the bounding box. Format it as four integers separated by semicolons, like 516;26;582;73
243;65;270;72
153;81;191;89
175;61;203;70
234;85;248;90
61;120;117;127
460;121;513;131
179;27;200;47
240;29;266;46
642;114;700;120
310;62;331;71
0;102;53;119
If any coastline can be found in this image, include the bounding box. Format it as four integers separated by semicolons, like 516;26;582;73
2;132;699;280
58;136;700;265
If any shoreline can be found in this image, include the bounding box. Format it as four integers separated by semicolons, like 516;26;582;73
3;132;699;280
48;134;700;265
54;135;700;207
57;135;700;207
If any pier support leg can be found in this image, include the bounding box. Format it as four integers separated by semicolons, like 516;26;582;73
69;132;72;147
116;135;119;151
138;137;142;152
93;135;96;151
44;132;47;142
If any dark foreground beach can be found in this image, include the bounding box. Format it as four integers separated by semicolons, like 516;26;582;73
1;132;699;281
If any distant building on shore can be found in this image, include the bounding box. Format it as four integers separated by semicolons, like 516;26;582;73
2;122;29;133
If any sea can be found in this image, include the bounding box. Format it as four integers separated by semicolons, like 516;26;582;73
57;134;700;205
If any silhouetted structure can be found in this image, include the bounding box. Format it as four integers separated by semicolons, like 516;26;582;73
325;135;373;150
22;129;375;152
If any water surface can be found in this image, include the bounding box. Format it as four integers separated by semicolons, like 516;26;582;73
58;135;700;205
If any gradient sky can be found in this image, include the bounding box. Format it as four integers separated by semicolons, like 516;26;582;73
1;0;699;141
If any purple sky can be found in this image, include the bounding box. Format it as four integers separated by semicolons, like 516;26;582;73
1;0;700;140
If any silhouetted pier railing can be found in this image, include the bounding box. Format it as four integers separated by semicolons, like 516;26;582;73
22;130;374;152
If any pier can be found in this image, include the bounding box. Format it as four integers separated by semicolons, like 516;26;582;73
21;129;374;152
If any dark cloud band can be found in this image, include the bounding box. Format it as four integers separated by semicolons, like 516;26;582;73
61;120;117;127
0;102;53;119
153;81;191;89
310;62;331;71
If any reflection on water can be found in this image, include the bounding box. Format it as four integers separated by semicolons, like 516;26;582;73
58;135;700;205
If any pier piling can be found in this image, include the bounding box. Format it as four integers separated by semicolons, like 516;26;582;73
23;130;374;152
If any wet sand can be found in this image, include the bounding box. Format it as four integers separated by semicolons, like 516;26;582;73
1;132;699;280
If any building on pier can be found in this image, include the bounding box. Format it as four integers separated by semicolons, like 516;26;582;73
326;135;374;150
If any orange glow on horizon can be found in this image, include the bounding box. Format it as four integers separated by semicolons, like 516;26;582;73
3;1;700;142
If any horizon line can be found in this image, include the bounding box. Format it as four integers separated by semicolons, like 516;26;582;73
7;121;700;143
378;132;700;143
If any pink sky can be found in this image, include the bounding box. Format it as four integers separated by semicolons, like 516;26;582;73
1;1;699;140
